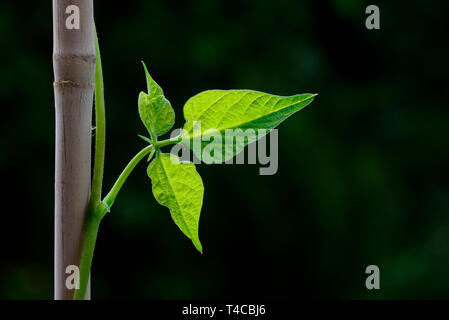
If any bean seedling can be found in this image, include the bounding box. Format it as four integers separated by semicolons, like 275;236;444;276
73;28;317;300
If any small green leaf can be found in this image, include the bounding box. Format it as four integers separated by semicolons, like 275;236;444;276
147;153;204;253
141;61;163;98
138;92;175;137
181;90;316;162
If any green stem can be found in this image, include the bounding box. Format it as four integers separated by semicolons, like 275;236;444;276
154;135;182;148
91;25;106;206
73;25;106;300
74;145;154;300
73;212;101;300
103;145;154;210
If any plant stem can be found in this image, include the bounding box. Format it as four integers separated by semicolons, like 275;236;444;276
103;145;154;210
74;145;154;300
72;27;105;300
73;212;101;300
90;26;106;205
154;135;182;148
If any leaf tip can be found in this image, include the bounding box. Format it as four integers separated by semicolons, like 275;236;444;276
141;61;150;78
193;239;203;254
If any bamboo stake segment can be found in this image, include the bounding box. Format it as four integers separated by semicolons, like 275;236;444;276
53;0;95;300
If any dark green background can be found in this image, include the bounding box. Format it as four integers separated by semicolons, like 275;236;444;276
1;0;448;299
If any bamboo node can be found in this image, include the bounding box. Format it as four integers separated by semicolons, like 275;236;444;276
53;80;94;88
53;53;96;63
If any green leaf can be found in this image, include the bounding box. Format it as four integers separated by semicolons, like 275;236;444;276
141;61;164;98
138;92;175;137
138;62;175;138
181;89;316;163
147;153;204;253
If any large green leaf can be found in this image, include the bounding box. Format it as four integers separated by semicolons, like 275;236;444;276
181;89;316;163
147;153;204;253
138;92;175;137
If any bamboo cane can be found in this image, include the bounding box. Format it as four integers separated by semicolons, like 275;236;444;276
53;0;95;300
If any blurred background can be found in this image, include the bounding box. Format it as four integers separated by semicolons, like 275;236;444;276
0;0;448;299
